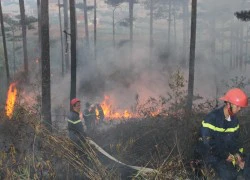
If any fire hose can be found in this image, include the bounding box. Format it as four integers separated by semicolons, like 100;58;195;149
86;138;158;174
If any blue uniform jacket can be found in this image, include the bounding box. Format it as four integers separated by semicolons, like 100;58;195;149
67;110;85;138
200;106;242;160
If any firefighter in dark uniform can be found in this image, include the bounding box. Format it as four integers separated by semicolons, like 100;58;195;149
67;98;87;179
67;98;86;145
83;102;96;133
196;88;248;180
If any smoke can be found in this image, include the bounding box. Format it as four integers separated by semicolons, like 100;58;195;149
45;0;250;120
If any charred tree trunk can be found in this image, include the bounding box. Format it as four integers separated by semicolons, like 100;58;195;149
0;0;10;85
58;0;64;76
19;0;28;80
41;0;52;131
186;0;197;112
83;0;89;46
69;0;77;101
63;0;69;72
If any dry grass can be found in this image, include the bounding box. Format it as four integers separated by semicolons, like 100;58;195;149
0;103;121;179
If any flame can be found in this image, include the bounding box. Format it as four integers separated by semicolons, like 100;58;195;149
5;82;17;119
99;95;168;120
100;95;135;120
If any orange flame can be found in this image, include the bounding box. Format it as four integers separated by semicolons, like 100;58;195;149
5;82;17;119
100;95;135;120
99;95;168;120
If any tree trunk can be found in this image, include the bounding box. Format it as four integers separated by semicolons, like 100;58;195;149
230;23;233;69
37;0;41;74
210;18;216;65
0;0;10;85
173;0;177;49
149;0;153;50
83;0;89;46
239;24;244;70
245;26;249;71
167;0;172;46
69;0;77;101
94;0;97;61
186;0;197;112
236;26;240;68
58;0;64;76
12;30;16;74
19;0;28;80
182;0;189;65
37;0;41;45
112;7;116;47
63;0;69;72
129;0;134;43
41;0;52;131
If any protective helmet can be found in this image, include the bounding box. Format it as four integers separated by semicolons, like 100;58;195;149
219;88;248;107
70;98;80;106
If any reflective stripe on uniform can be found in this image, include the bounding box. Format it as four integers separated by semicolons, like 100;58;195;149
202;120;239;133
83;113;95;117
68;119;81;124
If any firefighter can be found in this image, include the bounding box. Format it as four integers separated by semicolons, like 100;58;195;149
195;88;248;180
83;102;96;133
67;98;90;179
67;98;86;145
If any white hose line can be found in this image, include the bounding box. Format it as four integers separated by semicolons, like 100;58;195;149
87;139;157;174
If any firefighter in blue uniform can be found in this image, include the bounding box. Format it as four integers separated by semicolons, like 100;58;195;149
67;98;86;145
67;98;88;179
197;88;248;180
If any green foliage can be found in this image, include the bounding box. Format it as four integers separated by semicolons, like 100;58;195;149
3;15;19;27
15;15;38;25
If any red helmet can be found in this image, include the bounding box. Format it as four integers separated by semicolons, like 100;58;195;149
219;88;248;107
70;98;80;106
